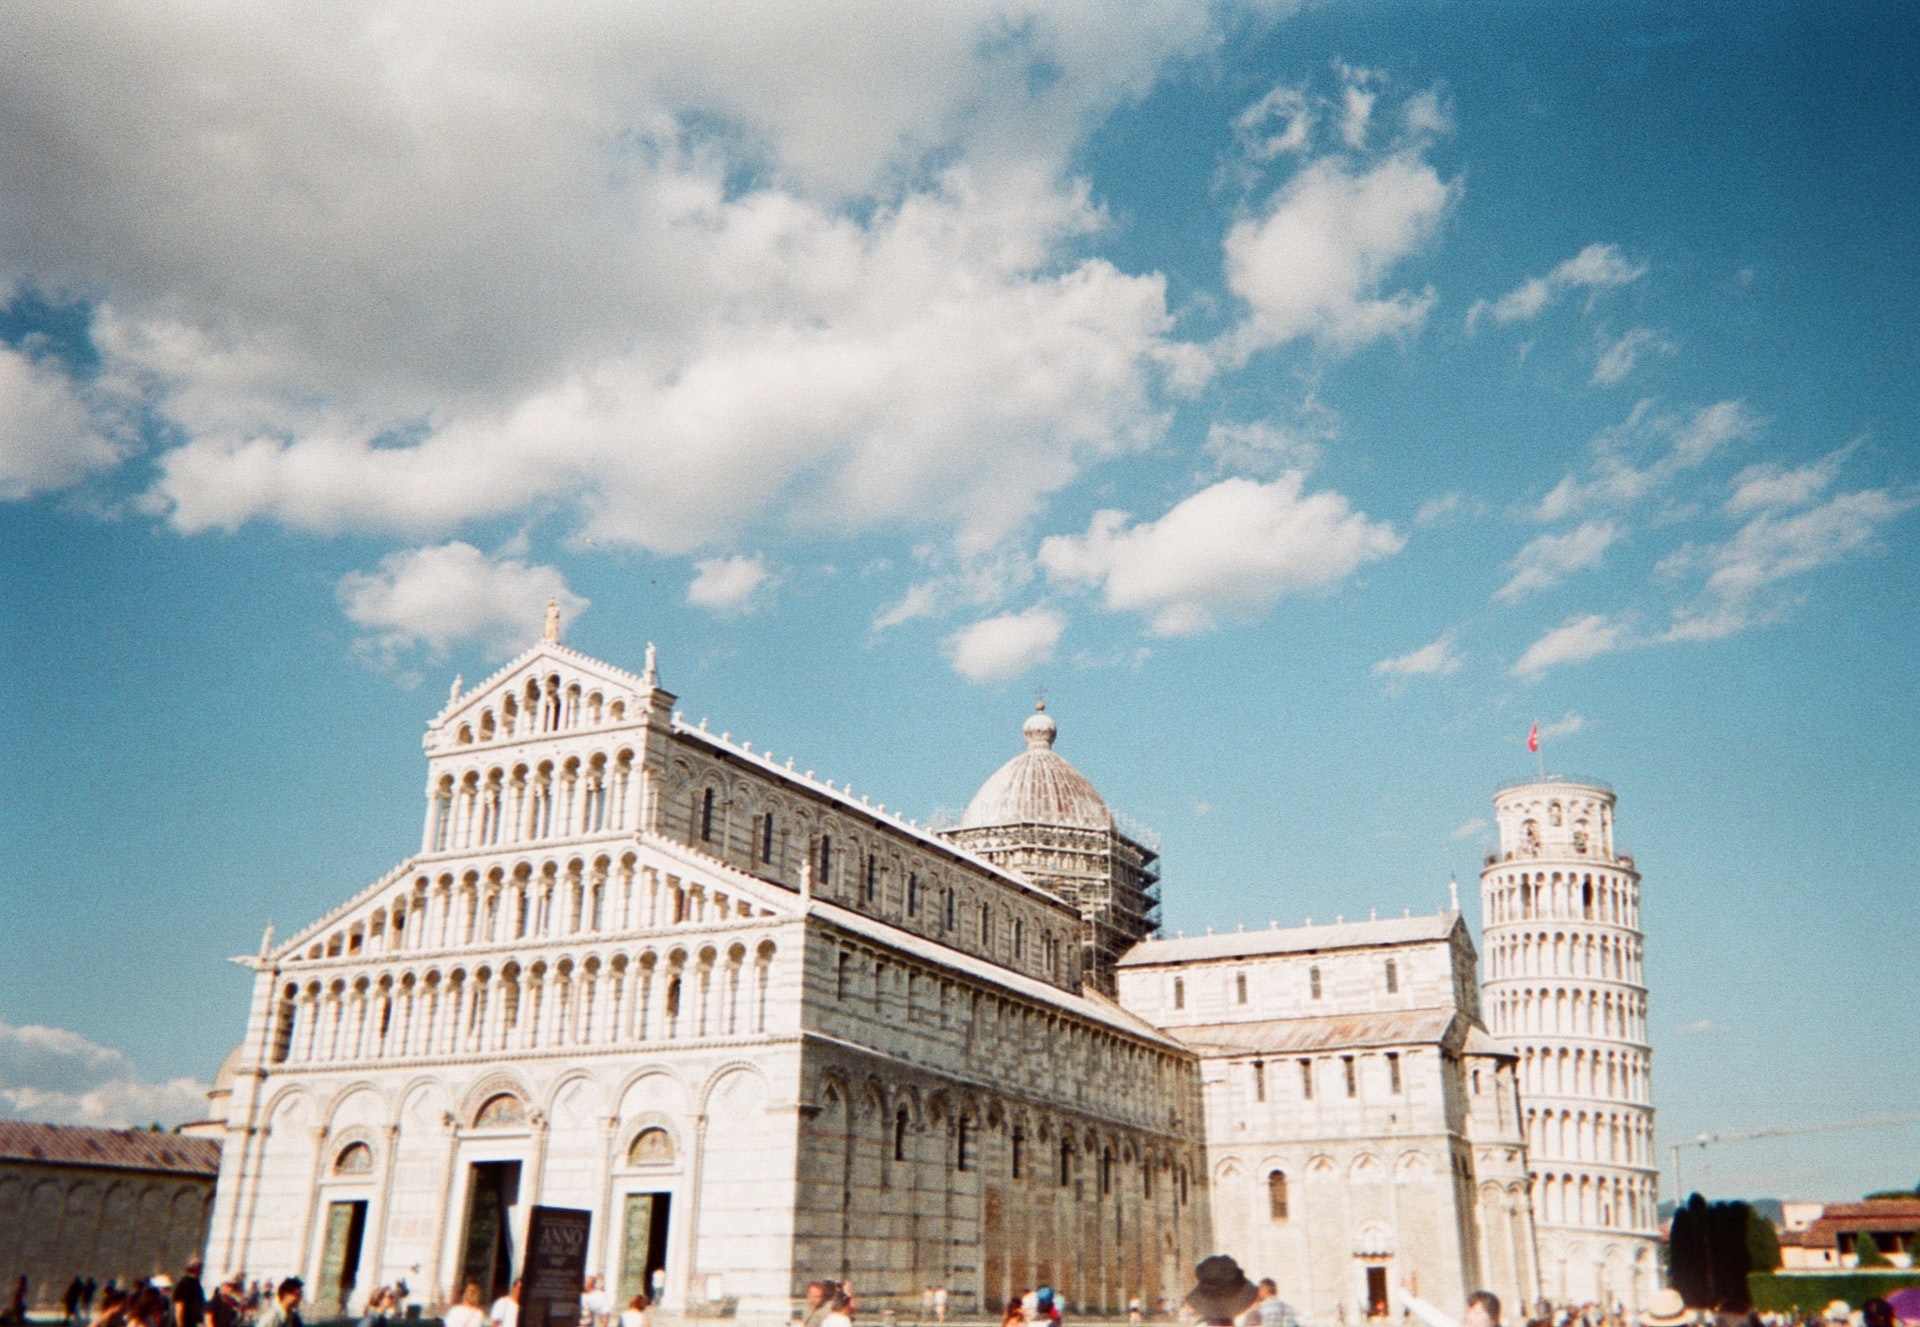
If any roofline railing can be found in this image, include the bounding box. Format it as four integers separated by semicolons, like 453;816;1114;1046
1494;773;1614;795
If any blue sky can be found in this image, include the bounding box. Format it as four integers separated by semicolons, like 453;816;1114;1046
2;1;1915;1202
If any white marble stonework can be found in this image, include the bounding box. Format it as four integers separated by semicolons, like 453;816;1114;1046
200;627;1659;1325
202;636;1208;1325
1480;780;1659;1310
1116;915;1539;1325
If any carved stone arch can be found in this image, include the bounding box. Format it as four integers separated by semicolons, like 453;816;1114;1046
1305;1153;1337;1176
1395;1148;1431;1177
894;1085;925;1127
326;1082;391;1131
698;1059;772;1114
984;1098;1005;1130
923;1090;949;1125
261;1082;321;1130
394;1075;452;1126
616;1113;683;1169
1352;1219;1395;1258
1214;1157;1244;1182
1349;1151;1384;1179
612;1066;692;1124
542;1068;607;1120
327;1127;382;1178
460;1070;536;1125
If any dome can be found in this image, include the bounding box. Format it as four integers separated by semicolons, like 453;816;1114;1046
959;704;1112;831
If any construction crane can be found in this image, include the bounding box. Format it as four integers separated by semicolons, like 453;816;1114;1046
1669;1111;1920;1196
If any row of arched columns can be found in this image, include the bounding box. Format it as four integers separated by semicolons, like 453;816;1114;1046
1488;929;1643;983
1484;869;1639;928
271;938;780;1066
1531;1169;1656;1234
1516;1043;1651;1107
1490;985;1647;1041
1524;1103;1652;1167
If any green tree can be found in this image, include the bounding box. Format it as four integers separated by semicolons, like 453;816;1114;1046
1745;1208;1782;1274
1855;1232;1891;1268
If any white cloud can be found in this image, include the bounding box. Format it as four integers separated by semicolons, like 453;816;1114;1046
0;1020;210;1129
1535;399;1760;522
944;606;1066;683
1511;613;1630;678
1039;473;1402;636
337;541;587;662
1223;153;1452;357
1414;491;1475;527
1591;326;1675;386
1540;710;1585;739
1466;242;1646;332
1496;520;1619;600
1372;633;1463;678
1449;817;1488;841
1677;1018;1717;1036
1203;404;1335;477
1340;83;1377;149
1725;443;1856;516
0;4;1268;558
686;553;773;615
1693;487;1913;604
0;345;126;499
1233;85;1315;161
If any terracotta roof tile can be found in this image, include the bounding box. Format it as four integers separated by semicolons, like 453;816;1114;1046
0;1122;220;1176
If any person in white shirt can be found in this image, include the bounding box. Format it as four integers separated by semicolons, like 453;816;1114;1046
582;1278;613;1327
619;1294;649;1327
1395;1285;1500;1327
445;1285;487;1327
488;1280;521;1327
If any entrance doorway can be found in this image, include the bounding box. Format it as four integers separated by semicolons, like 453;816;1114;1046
1364;1267;1389;1318
617;1194;671;1307
459;1162;523;1302
319;1200;369;1315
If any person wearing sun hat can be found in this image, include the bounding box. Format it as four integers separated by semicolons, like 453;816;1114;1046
1184;1257;1260;1327
1639;1289;1694;1327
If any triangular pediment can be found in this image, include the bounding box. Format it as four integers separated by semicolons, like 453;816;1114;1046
427;640;664;743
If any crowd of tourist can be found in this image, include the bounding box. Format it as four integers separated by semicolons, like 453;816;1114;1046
2;1257;1911;1327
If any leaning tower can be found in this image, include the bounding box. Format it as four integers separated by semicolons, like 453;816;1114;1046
1479;778;1659;1310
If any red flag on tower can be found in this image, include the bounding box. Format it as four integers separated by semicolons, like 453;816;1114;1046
1527;721;1540;753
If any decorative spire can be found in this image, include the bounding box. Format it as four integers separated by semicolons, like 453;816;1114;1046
543;597;561;644
448;674;463;705
643;641;658;687
259;922;275;958
1448;877;1460;913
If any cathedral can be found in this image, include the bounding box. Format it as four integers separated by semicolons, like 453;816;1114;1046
199;628;1657;1324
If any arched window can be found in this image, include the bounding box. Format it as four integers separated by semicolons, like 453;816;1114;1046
817;835;832;881
1385;959;1398;994
955;1117;973;1172
1549;802;1563;827
1268;1170;1289;1221
894;1110;910;1162
864;855;877;902
474;1093;526;1128
334;1142;374;1175
1058;1140;1073;1187
1172;976;1185;1010
629;1127;674;1164
906;873;919;917
1011;1127;1026;1179
1235;972;1248;1004
1100;1147;1113;1196
761;812;775;863
700;788;716;842
1252;1060;1266;1102
1309;966;1323;1000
